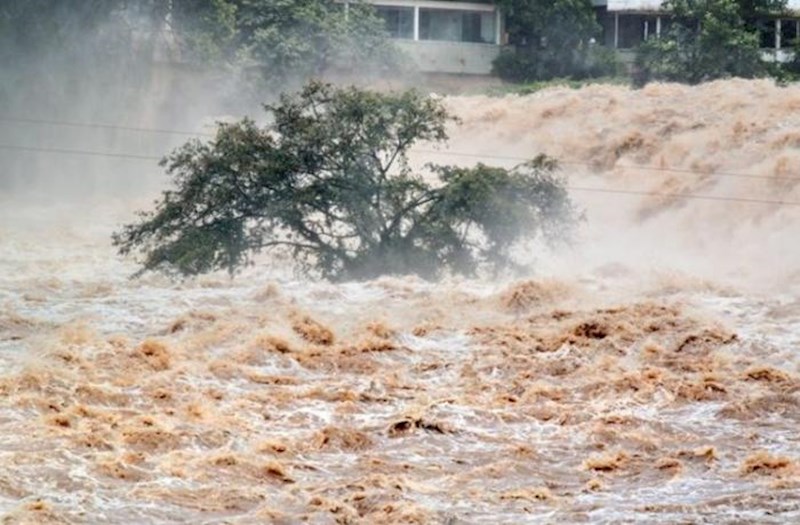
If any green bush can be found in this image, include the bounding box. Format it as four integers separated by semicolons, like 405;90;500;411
235;0;403;89
492;0;617;83
492;49;539;83
493;46;622;83
633;0;783;86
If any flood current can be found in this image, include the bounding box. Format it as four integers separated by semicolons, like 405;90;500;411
2;79;800;523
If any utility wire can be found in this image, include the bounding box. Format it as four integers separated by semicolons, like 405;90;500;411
0;116;214;138
0;144;162;161
3;114;800;183
412;148;800;183
1;142;799;207
566;185;800;206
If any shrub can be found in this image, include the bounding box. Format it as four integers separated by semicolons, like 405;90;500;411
634;0;782;85
493;46;621;83
492;0;617;82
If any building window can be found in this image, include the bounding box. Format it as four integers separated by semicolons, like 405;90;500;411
781;18;798;47
757;19;777;48
643;16;658;40
617;14;645;49
419;8;496;44
376;6;414;39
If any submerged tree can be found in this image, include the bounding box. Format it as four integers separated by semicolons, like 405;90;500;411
113;82;577;281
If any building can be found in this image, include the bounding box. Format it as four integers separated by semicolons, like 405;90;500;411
346;1;505;75
593;0;800;60
354;0;800;76
593;1;663;50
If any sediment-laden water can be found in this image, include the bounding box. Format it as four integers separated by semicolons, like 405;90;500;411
2;79;800;523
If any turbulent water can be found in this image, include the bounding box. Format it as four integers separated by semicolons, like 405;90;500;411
2;79;800;524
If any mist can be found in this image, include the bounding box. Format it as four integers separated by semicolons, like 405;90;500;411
2;2;800;524
439;79;800;290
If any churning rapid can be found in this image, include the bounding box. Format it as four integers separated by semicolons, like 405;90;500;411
2;79;800;523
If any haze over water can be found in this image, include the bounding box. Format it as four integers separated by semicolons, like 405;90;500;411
2;79;800;523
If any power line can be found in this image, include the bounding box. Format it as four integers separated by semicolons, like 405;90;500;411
0;144;161;161
412;148;800;183
566;185;800;206
4;114;800;183
561;160;800;183
0;116;214;138
1;142;799;207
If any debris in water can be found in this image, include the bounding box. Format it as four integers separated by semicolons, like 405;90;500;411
741;452;793;475
499;279;571;312
292;314;335;345
134;339;172;371
584;451;628;472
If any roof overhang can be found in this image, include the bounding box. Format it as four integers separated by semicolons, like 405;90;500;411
593;0;800;13
358;0;497;12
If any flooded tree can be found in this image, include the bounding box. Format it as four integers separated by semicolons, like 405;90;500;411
113;82;577;280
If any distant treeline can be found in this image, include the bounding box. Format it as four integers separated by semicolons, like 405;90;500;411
0;0;402;114
2;0;797;105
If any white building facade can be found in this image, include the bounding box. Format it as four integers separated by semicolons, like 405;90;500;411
593;0;800;57
345;0;504;75
349;0;800;76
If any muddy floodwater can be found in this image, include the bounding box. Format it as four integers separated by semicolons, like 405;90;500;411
3;79;800;523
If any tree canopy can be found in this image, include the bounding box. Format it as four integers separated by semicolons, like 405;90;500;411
0;0;399;102
113;83;577;281
497;0;599;51
492;0;619;82
634;0;788;85
232;0;399;88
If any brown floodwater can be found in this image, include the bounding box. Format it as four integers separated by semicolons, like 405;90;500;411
2;79;800;524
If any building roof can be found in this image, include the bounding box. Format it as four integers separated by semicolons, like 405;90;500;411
593;0;800;12
595;0;661;10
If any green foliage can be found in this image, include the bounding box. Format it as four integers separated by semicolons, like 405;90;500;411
493;45;622;83
158;0;403;84
114;82;577;281
493;0;614;82
486;76;629;97
169;0;238;63
496;0;599;50
233;0;402;89
772;37;800;81
738;0;788;18
0;0;401;100
634;0;787;85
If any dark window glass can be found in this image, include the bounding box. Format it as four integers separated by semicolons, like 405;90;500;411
758;19;777;48
463;12;482;42
376;6;414;39
643;17;658;40
618;15;645;49
781;18;798;47
419;9;496;44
